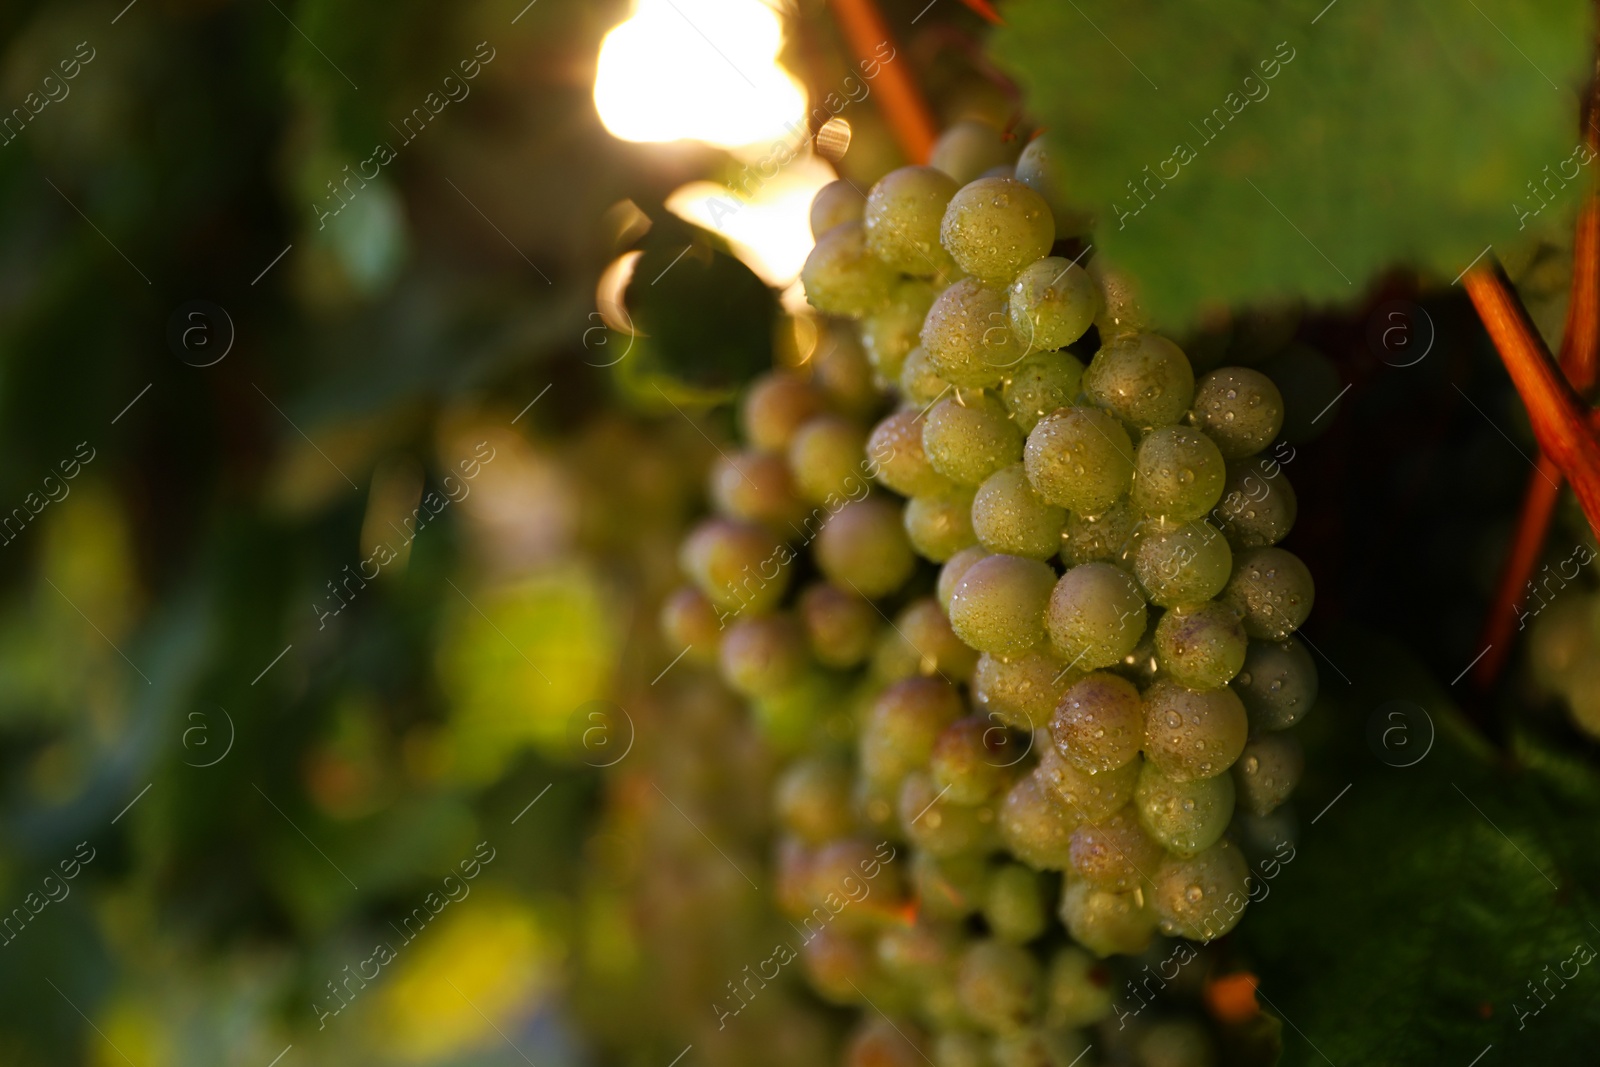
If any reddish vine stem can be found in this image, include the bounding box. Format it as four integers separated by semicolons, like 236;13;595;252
825;0;938;163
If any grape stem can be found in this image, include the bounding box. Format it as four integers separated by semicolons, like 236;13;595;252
825;0;938;163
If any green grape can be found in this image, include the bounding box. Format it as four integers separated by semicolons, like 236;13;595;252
940;177;1056;287
1058;500;1138;568
680;517;790;614
1045;562;1149;671
915;850;993;921
1068;805;1163;893
878;920;961;985
1259;343;1341;444
1153;601;1248;689
949;554;1056;656
870;409;959;498
957;939;1042;1032
1049;671;1144;774
811;178;866;238
659;585;722;663
817;497;917;599
934;1030;996;1067
973;464;1068;559
801;220;899;318
921;278;1023;388
1058;878;1156;957
923;974;975;1031
742;372;824;453
1130;427;1226;523
750;671;832;752
1529;591;1598;694
710;449;805;527
999;770;1080;870
789;414;871;505
930;119;1015;185
907;486;981;562
864;280;939;380
1220;547;1314;639
1233;731;1305;816
1023;406;1135;513
1133;520;1232;607
799;582;880;668
810;838;907;929
1137;1019;1218;1067
800;924;881;1004
860;677;965;790
974;649;1079;730
1008;258;1099;353
1089;259;1150;341
984;864;1048;943
1044;947;1113;1028
993;1027;1091;1067
1151;839;1250;941
932;717;1014;803
1231;636;1318;731
901;345;952;407
1214;459;1297;548
816;324;879;416
923;392;1025;486
846;1018;929;1067
1141;679;1248;781
718;613;808;697
776;757;858;844
1133;763;1235;856
1192;367;1285;458
1035;742;1141;823
865;165;962;275
939;544;992;610
1015;133;1091;236
1083;334;1196;429
1001;352;1085;435
875;598;979;684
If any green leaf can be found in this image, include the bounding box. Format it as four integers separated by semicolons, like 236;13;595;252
993;0;1594;326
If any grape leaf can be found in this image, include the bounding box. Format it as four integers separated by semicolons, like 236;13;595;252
992;0;1594;327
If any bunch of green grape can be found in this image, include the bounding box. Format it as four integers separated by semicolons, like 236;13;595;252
662;121;1316;1067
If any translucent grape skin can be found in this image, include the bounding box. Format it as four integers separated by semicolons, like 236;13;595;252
1130;426;1226;523
972;463;1068;559
940;177;1056;286
1214;459;1297;549
719;613;808;697
999;770;1080;869
801;220;899;318
710;449;805;527
864;165;961;276
776;757;857;844
914;849;992;921
899;771;997;857
1083;333;1196;429
984;864;1049;944
1231;636;1318;731
1133;762;1235;856
1001;352;1085;435
931;716;1013;802
1068;804;1164;892
789;414;871;505
862;280;938;380
1089;259;1150;341
1058;878;1156;958
816;497;917;599
906;486;980;562
1133;520;1233;608
974;649;1079;731
1233;731;1305;816
869;409;959;498
1151;839;1251;941
1153;601;1249;689
1050;671;1144;775
1220;547;1315;639
860;677;965;790
1140;678;1249;781
799;582;879;668
1045;562;1149;671
930;119;1015;186
1023;406;1135;513
742;372;824;454
923;392;1025;487
810;178;866;238
921;278;1024;388
1008;257;1099;353
659;585;722;663
680;517;790;614
876;597;979;684
949;554;1057;656
938;544;991;610
899;345;950;407
1015;133;1092;236
1058;500;1137;569
957;939;1043;1032
1045;946;1114;1029
1034;741;1141;824
1193;367;1286;459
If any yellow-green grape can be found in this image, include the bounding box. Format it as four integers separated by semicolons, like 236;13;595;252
816;325;878;416
975;649;1080;730
710;449;805;527
1193;367;1285;458
1133;762;1235;856
958;939;1043;1032
1023;407;1135;513
1002;352;1085;434
907;486;980;562
1035;742;1141;823
1089;258;1150;341
1141;679;1248;781
932;717;1013;803
1045;562;1148;670
869;409;960;498
941;177;1056;287
1058;878;1156;957
931;119;1015;185
933;1030;994;1067
742;372;824;453
973;464;1068;559
900;771;999;857
860;677;965;790
877;921;960;985
1153;601;1248;689
1133;520;1232;607
916;850;993;921
922;278;1024;388
811;178;866;238
659;585;722;664
1058;500;1138;568
680;517;789;614
1214;459;1297;548
901;345;952;407
1233;732;1304;816
864;280;938;379
799;583;880;668
1220;547;1314;639
846;1018;928;1067
985;864;1049;943
1008;257;1099;353
1045;947;1114;1029
1231;636;1318;731
939;544;992;610
1014;133;1092;236
718;613;808;697
924;393;1025;486
865;165;962;275
1130;427;1226;523
1151;839;1250;941
801;220;899;318
789;414;871;504
876;598;980;683
1000;770;1080;870
817;497;917;599
1529;592;1597;694
1068;805;1164;893
1049;671;1144;774
776;757;857;844
923;972;974;1032
949;554;1056;656
1137;1020;1218;1067
1083;333;1196;429
799;924;880;1003
811;836;907;923
751;672;833;752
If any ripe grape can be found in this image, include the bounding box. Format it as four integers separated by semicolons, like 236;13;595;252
974;649;1080;731
1130;426;1226;523
939;545;992;610
922;278;1023;388
1231;636;1318;731
710;449;805;527
1089;259;1150;341
985;863;1049;943
973;463;1068;559
1214;459;1297;549
930;119;1015;185
949;554;1057;656
1001;352;1085;434
907;486;980;562
801;221;899;318
776;758;858;844
1044;947;1113;1028
817;497;917;598
1058;500;1137;568
1000;770;1080;870
1015;133;1090;236
863;281;938;379
1133;763;1235;856
1045;562;1149;671
1132;520;1232;607
940;177;1056;286
1083;333;1195;429
865;165;961;276
1220;546;1314;639
811;178;866;238
1058;878;1155;957
901;345;951;407
659;585;722;662
789;414;871;504
1153;601;1248;689
680;517;789;613
1049;671;1144;774
1192;367;1285;458
932;716;1014;802
798;583;879;668
900;771;999;857
742;372;824;454
1233;731;1305;816
1035;741;1141;823
1067;804;1164;893
1008;257;1099;353
915;850;993;921
958;939;1043;1031
1023;407;1135;513
846;1018;928;1067
869;409;960;498
1151;839;1250;941
860;677;965;790
923;392;1025;486
875;597;979;684
1140;679;1248;781
719;613;808;697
